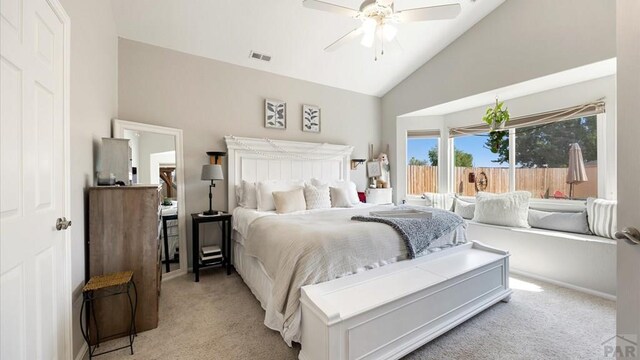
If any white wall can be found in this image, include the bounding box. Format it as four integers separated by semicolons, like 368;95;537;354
137;132;175;184
57;0;118;358
382;0;616;201
394;76;617;203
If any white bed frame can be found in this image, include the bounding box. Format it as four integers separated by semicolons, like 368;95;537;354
225;135;354;210
224;136;512;360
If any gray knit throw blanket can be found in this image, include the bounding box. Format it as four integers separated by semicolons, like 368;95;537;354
351;206;464;258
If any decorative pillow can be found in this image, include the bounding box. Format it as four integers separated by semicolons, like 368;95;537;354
423;192;455;211
303;183;331;210
473;191;531;228
586;198;617;239
272;188;306;214
453;198;475;220
330;186;354;208
256;180;304;211
239;180;257;209
311;178;360;205
528;209;591;234
235;185;242;205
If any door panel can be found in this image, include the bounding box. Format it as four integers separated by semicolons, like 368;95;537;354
0;0;68;358
616;0;640;357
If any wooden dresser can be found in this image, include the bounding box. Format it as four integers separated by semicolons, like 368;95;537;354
88;185;162;341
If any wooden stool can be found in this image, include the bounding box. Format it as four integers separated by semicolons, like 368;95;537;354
80;271;138;359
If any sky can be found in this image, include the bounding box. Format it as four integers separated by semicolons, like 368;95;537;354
407;134;503;167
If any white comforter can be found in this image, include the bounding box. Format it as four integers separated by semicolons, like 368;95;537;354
234;205;466;345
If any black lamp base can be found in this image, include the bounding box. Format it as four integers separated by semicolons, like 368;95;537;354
202;209;217;216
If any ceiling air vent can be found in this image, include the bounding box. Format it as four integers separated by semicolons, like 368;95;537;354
249;51;271;62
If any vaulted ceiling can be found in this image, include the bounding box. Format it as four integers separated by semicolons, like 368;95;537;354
111;0;504;96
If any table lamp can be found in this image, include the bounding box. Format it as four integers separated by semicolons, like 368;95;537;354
201;164;224;215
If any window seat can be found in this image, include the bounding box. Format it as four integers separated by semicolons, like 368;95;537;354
465;220;616;299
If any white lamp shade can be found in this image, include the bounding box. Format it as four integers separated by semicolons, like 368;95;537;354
201;164;224;181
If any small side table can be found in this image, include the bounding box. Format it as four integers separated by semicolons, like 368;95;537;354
80;271;138;359
191;212;232;282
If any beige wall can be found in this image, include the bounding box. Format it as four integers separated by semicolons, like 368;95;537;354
117;38;382;262
58;0;118;357
381;0;616;200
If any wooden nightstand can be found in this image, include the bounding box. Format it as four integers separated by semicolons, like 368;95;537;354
191;212;232;282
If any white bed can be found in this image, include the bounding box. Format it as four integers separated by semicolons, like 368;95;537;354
225;136;510;359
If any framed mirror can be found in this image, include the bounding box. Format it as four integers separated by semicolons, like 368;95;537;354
112;119;187;281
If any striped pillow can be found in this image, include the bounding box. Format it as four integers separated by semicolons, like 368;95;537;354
586;198;617;239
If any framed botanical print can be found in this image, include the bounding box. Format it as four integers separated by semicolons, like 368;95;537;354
302;104;320;133
367;161;382;178
265;99;286;129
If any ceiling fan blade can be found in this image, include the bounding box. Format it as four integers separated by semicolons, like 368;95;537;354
324;27;363;52
302;0;359;17
396;3;461;23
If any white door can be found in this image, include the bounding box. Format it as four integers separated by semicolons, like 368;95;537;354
1;0;71;358
616;1;640;359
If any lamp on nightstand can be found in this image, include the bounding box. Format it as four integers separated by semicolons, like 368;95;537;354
201;164;224;215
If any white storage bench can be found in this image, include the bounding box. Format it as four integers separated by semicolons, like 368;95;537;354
299;241;512;360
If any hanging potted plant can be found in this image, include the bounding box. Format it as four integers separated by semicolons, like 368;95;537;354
482;98;510;153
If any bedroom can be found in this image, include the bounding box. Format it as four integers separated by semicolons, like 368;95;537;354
0;0;638;359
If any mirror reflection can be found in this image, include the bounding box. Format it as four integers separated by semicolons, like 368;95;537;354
123;130;180;274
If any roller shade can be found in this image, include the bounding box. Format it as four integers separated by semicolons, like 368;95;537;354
407;130;440;138
449;100;605;137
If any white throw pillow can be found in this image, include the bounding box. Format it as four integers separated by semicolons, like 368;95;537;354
239;180;257;209
453;198;475;220
256;180;304;211
423;192;455;211
303;183;331;210
272;188;307;214
330;186;353;208
312;178;359;205
473;191;531;228
586;197;617;239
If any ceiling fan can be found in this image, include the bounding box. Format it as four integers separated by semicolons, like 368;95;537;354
303;0;462;59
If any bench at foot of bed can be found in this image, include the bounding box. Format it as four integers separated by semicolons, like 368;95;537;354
299;241;512;360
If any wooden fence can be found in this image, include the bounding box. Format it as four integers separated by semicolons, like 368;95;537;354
407;165;597;199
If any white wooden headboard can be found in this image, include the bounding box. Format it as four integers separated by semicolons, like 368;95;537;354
224;136;354;210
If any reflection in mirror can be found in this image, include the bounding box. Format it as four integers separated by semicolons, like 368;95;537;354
123;130;180;274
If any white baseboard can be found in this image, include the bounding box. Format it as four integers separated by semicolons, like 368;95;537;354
510;268;616;301
74;343;87;360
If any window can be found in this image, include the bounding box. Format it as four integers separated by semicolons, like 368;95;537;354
450;114;599;200
453;133;509;195
407;133;439;195
514;116;597;200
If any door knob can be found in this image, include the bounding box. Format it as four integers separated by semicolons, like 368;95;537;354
615;227;640;245
56;217;72;231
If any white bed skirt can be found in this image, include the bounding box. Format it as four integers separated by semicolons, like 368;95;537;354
233;233;302;345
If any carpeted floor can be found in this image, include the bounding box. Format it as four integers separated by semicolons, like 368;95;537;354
94;268;615;360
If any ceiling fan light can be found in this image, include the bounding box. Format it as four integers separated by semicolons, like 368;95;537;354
362;18;377;34
361;31;375;47
382;24;397;41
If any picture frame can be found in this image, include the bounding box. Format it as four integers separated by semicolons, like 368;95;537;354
265;99;286;129
367;161;382;178
302;104;321;133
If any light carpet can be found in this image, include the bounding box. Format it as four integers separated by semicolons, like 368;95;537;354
94;269;614;360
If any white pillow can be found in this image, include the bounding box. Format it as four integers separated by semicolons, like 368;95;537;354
423;192;455;211
272;188;306;214
586;197;617;239
453;198;475;220
303;183;331;210
239;181;257;209
311;178;359;205
473;191;531;228
528;209;591;234
256;180;304;211
330;187;353;208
